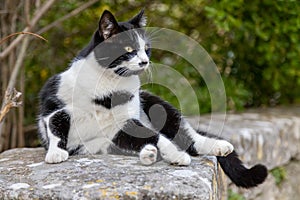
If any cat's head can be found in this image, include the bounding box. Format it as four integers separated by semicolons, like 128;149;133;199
81;9;151;77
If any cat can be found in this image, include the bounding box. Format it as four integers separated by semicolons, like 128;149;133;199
38;9;267;188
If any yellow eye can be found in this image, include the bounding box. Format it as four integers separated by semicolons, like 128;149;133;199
124;46;134;52
145;44;149;51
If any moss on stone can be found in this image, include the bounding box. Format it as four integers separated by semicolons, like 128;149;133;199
270;167;286;186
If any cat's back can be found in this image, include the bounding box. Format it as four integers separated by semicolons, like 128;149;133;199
39;74;61;101
38;62;81;116
39;74;65;117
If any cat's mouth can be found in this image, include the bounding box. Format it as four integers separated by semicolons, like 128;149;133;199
133;68;146;75
114;67;146;77
128;68;145;76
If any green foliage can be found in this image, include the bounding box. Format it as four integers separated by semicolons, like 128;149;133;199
23;1;300;125
270;167;286;186
204;0;300;106
228;189;245;200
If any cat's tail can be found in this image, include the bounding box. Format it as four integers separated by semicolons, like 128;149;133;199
217;151;268;188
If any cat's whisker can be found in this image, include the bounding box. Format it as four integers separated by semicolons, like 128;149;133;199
146;62;153;83
119;68;129;76
126;64;139;67
95;57;110;61
146;28;164;43
116;69;125;76
146;27;163;39
147;35;160;43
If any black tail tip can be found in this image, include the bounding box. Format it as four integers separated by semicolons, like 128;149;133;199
237;164;268;188
249;164;268;185
217;151;268;188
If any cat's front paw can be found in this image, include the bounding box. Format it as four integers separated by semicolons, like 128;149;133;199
139;144;157;165
162;151;191;166
45;148;69;164
212;140;234;156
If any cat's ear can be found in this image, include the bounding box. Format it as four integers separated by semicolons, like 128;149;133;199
128;9;147;27
99;10;120;40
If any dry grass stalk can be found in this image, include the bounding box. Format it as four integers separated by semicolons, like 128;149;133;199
0;88;22;123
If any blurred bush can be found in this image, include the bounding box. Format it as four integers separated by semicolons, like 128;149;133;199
24;0;300;123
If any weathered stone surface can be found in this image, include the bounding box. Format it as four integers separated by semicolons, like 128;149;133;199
188;106;300;200
0;148;226;200
188;106;300;169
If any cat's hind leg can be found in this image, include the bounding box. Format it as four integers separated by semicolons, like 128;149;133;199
41;109;70;163
139;137;191;166
113;119;191;166
140;90;233;157
183;122;234;156
157;134;191;166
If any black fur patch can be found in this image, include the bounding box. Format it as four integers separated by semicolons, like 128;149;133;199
68;145;83;156
140;90;197;154
39;75;65;117
93;91;134;109
39;120;49;150
49;110;70;149
112;119;159;151
108;49;137;68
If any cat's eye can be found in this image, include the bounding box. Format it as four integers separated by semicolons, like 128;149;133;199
124;46;134;53
145;44;149;51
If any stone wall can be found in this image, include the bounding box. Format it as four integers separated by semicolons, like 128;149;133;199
0;106;300;199
188;106;300;200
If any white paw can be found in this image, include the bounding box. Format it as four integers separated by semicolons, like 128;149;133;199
45;148;69;164
211;140;234;156
139;144;157;165
162;151;191;166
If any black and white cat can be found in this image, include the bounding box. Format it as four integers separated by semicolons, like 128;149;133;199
38;9;267;188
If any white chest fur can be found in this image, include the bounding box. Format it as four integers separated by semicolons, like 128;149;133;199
57;53;141;152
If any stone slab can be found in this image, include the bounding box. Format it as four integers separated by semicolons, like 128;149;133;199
0;148;226;200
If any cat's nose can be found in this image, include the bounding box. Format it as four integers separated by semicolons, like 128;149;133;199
139;61;149;67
